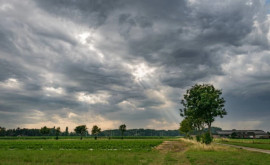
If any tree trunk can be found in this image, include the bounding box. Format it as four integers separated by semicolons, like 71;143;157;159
208;124;212;137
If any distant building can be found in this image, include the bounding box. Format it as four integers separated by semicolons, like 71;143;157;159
217;130;269;139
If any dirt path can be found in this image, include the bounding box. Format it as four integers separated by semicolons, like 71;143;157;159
155;140;187;152
154;140;191;165
216;143;270;154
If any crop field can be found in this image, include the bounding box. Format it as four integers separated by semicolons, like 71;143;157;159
0;136;177;140
216;138;270;150
0;138;270;165
0;139;163;150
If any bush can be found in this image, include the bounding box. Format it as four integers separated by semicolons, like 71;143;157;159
202;132;212;144
196;135;201;142
231;132;237;139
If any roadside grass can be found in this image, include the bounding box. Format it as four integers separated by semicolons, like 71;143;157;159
185;149;270;165
215;138;270;144
218;142;270;150
216;138;270;150
180;138;270;165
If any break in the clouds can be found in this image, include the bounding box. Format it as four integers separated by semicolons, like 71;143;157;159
0;0;270;131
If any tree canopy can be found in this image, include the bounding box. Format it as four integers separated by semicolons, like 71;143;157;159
180;84;227;136
119;124;127;139
91;125;101;140
179;118;193;137
40;126;50;135
74;125;87;140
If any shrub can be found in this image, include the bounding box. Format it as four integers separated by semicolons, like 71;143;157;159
196;135;201;142
202;132;212;144
231;132;237;139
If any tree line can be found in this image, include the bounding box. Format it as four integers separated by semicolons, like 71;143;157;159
0;125;183;138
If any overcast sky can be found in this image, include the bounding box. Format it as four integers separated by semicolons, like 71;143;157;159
0;0;270;131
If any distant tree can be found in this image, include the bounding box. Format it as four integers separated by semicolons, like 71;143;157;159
231;132;237;139
74;125;87;140
180;84;227;137
40;126;50;136
119;124;127;139
50;126;56;136
179;118;193;137
91;125;101;140
65;126;69;136
55;127;61;140
0;127;6;136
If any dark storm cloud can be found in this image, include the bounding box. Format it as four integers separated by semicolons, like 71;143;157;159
35;0;123;27
0;0;269;130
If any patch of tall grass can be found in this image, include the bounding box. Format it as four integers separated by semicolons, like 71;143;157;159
180;138;236;151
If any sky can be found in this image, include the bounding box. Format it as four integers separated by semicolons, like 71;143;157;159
0;0;270;131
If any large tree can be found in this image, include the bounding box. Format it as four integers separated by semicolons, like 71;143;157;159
91;125;101;140
74;125;87;140
119;124;126;139
180;84;227;136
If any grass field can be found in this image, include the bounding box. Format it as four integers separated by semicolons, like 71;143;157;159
0;136;178;140
216;138;270;150
0;138;270;164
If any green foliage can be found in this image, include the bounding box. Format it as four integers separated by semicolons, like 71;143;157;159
40;126;50;136
0;127;182;137
0;126;6;136
74;125;87;140
201;132;212;144
180;84;227;136
231;132;237;139
179;118;193;137
55;127;61;140
119;124;127;139
91;125;101;140
65;127;69;136
196;135;201;142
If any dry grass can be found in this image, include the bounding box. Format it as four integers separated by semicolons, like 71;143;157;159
155;140;188;152
180;138;236;151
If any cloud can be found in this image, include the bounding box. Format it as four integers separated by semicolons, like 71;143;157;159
0;0;269;131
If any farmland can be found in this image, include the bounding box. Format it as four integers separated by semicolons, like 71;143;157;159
0;139;163;150
0;138;270;164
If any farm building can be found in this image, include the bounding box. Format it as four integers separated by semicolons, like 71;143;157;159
217;130;269;139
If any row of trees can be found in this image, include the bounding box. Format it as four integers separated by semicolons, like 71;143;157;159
74;124;127;140
0;126;182;137
179;84;227;144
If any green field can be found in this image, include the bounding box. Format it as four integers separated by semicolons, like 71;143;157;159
0;139;163;150
216;138;270;150
0;136;178;140
0;138;270;165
